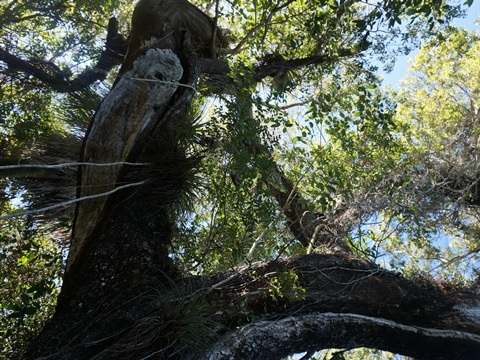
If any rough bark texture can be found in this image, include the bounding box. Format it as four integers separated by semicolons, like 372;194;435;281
23;47;199;359
119;0;228;75
25;249;480;359
67;48;183;273
208;312;480;359
20;1;480;359
200;255;480;359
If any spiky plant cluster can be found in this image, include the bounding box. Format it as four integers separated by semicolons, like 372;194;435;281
92;276;219;360
2;88;102;222
3;92;205;225
126;101;206;214
8;134;82;221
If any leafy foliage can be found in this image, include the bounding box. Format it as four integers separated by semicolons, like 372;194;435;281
0;0;132;155
0;209;63;359
377;26;480;281
0;0;478;358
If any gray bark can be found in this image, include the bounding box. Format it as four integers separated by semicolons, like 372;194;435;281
67;48;183;272
208;312;480;360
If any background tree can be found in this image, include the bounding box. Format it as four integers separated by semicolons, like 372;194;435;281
377;26;480;281
1;0;480;359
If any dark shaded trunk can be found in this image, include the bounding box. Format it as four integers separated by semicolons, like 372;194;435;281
25;248;480;359
21;2;480;359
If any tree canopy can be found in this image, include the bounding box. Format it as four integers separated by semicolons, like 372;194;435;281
1;0;480;359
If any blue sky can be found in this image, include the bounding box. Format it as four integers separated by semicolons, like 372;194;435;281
382;3;480;86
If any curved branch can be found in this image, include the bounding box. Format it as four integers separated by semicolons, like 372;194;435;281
207;312;480;359
0;17;127;92
224;0;296;55
202;253;480;358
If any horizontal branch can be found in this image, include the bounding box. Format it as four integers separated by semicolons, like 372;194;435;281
197;253;480;345
198;47;360;95
253;49;357;82
207;312;480;359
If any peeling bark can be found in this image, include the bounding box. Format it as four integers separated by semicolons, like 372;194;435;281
18;3;480;360
67;48;183;273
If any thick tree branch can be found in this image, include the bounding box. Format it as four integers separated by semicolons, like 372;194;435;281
268;161;351;253
207;312;480;359
202;254;480;359
204;254;461;327
0;17;127;92
253;49;357;82
199;48;360;94
24;251;480;359
225;99;351;254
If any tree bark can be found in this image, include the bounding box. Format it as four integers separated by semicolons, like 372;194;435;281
66;48;184;273
208;312;480;360
0;17;127;93
19;2;480;360
25;249;480;359
23;45;199;359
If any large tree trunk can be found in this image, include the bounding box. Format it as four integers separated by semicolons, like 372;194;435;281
22;2;480;359
23;46;198;359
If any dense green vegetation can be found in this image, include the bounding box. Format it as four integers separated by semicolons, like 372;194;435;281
1;0;479;358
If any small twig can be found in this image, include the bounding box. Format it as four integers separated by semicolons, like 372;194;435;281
307;223;322;255
245;184;298;262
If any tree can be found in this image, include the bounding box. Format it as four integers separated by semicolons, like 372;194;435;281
1;0;479;359
378;26;480;281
